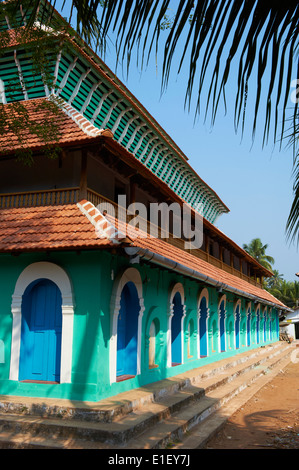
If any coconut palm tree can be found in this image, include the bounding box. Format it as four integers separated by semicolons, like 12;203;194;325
269;280;299;309
243;238;275;272
266;269;284;289
8;1;299;242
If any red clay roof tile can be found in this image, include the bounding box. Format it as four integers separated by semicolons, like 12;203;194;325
0;97;112;154
0;200;285;309
106;214;286;309
0;203;114;251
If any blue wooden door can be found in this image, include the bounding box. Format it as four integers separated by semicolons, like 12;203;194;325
117;282;139;377
219;300;226;352
235;305;240;349
19;279;62;382
247;312;251;346
256;309;260;343
116;290;127;376
199;298;208;357
171;292;183;365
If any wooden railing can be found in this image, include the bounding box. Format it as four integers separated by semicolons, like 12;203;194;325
0;187;260;288
0;187;80;208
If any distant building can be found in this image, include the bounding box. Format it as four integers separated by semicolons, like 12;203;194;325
280;308;299;340
0;1;291;402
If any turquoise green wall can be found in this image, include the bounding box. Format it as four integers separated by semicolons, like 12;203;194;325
0;250;280;402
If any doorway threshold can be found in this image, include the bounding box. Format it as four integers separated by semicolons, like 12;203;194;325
116;375;135;383
20;380;60;384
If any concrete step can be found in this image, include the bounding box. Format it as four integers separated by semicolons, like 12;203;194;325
121;343;293;449
0;341;285;425
0;342;293;449
172;354;293;449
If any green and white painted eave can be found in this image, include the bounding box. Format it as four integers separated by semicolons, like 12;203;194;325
0;27;229;224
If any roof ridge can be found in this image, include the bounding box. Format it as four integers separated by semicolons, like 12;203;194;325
48;94;114;139
76;199;128;244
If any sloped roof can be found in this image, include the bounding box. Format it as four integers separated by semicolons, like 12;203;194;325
103;210;287;310
0;199;284;309
0;13;230;223
0;203;115;251
0;97;113;154
0;96;272;278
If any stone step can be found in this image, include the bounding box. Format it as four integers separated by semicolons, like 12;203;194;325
122;344;293;449
172;354;293;449
0;342;292;449
0;341;284;425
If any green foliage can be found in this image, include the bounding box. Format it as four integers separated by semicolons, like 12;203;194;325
266;278;299;310
243;238;299;308
266;269;284;290
243;238;275;272
0;1;74;163
286;136;299;245
8;0;299;244
0;97;63;165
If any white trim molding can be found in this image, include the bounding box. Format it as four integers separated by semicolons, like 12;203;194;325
110;267;145;384
197;287;210;358
167;283;186;368
218;294;227;353
9;262;74;384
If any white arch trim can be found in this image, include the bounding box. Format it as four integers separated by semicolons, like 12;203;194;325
234;299;242;315
197;287;210;359
10;262;74;384
255;302;261;314
110;267;145;384
167;283;186;368
218;294;226;311
169;282;185;304
218;294;227;354
198;287;209;307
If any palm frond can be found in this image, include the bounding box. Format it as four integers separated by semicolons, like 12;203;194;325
287;155;299;245
13;1;299;145
10;0;299;244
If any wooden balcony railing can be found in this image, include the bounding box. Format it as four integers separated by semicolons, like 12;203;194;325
0;187;80;208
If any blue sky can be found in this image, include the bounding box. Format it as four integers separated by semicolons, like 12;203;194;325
55;1;298;281
110;56;298;282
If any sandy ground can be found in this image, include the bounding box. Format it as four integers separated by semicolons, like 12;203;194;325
204;353;299;450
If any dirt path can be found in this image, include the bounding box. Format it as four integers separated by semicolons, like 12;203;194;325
204;357;299;449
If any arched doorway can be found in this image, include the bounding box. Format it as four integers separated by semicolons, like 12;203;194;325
218;297;226;353
110;267;144;384
10;262;74;384
199;295;208;357
171;292;184;366
251;316;256;344
116;281;140;379
247;307;251;346
256;306;260;344
234;301;241;350
19;279;62;383
263;308;267;342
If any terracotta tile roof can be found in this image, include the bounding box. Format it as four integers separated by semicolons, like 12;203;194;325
0;97;113;154
0;28;27;49
105;213;287;309
132;235;285;308
0;203;115;251
0;199;286;309
0;95;271;277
